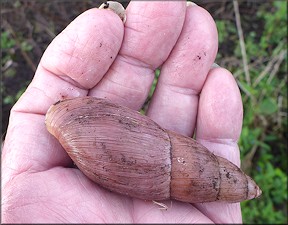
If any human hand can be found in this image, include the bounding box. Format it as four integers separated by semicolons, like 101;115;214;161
2;1;243;223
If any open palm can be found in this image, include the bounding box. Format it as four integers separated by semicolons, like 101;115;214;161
2;1;244;223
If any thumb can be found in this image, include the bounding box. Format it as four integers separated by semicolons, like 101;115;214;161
2;7;124;188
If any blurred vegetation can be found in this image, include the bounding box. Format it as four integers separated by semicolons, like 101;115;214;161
1;0;287;224
232;2;287;224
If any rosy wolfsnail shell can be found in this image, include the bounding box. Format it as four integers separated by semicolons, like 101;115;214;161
45;97;261;203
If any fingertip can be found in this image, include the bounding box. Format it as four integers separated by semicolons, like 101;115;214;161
197;67;243;141
41;7;124;89
121;1;187;67
13;7;126;118
159;3;218;92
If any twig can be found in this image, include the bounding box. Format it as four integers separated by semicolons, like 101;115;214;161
267;49;287;84
34;13;56;38
253;54;278;87
236;80;251;97
277;95;283;129
152;200;169;210
3;21;37;72
275;75;287;97
236;80;257;105
233;0;251;85
242;131;266;173
234;56;271;79
257;49;287;102
253;40;285;87
242;144;258;173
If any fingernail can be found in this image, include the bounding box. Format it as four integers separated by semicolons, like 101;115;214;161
99;1;126;24
211;63;220;68
187;1;197;7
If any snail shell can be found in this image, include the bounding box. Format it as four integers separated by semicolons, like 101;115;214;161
99;1;126;23
45;97;261;203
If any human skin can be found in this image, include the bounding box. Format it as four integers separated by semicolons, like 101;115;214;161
2;1;243;223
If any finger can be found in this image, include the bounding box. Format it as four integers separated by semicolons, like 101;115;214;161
146;4;218;136
2;7;124;186
13;7;124;115
89;1;187;109
193;67;243;223
196;67;243;164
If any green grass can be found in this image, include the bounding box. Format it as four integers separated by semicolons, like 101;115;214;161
215;1;287;223
1;30;29;105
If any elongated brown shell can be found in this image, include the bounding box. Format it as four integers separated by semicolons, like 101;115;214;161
45;97;261;203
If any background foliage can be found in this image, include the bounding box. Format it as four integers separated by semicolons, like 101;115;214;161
1;0;287;224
